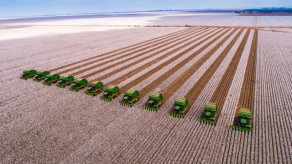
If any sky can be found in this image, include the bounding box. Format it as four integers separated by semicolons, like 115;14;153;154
0;0;292;17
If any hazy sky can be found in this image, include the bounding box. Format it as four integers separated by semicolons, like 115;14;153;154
0;0;291;17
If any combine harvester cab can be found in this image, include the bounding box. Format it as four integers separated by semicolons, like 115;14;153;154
100;85;120;101
56;76;75;88
119;89;139;107
169;98;189;118
20;70;37;80
143;93;163;111
232;108;252;133
42;74;60;86
33;71;50;82
69;79;88;92
198;102;218;125
85;81;104;96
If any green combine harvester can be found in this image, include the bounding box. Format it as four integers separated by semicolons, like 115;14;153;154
85;81;104;96
143;93;163;111
56;76;75;88
20;70;37;80
42;74;60;86
69;79;88;92
169;98;189;118
33;71;50;82
232;108;252;133
119;90;139;107
198;102;219;125
100;85;120;101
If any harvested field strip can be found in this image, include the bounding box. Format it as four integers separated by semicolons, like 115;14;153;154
207;30;251;112
160;29;238;103
93;28;211;82
117;28;226;94
236;29;258;112
135;28;230;99
184;29;245;106
57;28;196;76
49;28;190;72
107;28;218;86
77;29;203;78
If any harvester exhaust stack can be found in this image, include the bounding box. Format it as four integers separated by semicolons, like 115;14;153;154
100;85;120;101
143;93;163;111
85;81;104;96
69;79;88;92
169;98;189;118
20;70;37;80
119;89;139;107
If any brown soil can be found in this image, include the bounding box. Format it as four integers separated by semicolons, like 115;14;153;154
53;29;191;75
94;29;212;83
49;28;189;72
185;29;244;107
92;28;208;81
160;29;238;103
209;30;251;111
78;28;200;78
236;29;258;114
134;28;230;98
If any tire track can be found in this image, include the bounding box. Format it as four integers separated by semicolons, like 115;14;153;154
181;28;244;110
77;28;204;78
93;28;211;82
135;28;230;99
159;29;238;104
202;30;251;115
235;29;258;114
116;28;227;97
148;29;243;164
110;28;239;164
49;28;190;72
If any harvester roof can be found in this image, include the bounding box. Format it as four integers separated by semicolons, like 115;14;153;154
204;102;217;111
174;98;188;106
238;108;251;118
149;93;163;100
125;89;139;96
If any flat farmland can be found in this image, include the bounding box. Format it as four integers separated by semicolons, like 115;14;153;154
0;24;291;163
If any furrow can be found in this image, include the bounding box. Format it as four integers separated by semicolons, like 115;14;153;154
160;28;238;103
49;28;190;72
107;28;219;86
62;29;197;76
120;28;229;97
76;28;203;78
91;28;210;82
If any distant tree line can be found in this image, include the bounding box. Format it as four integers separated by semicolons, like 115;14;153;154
235;7;292;14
